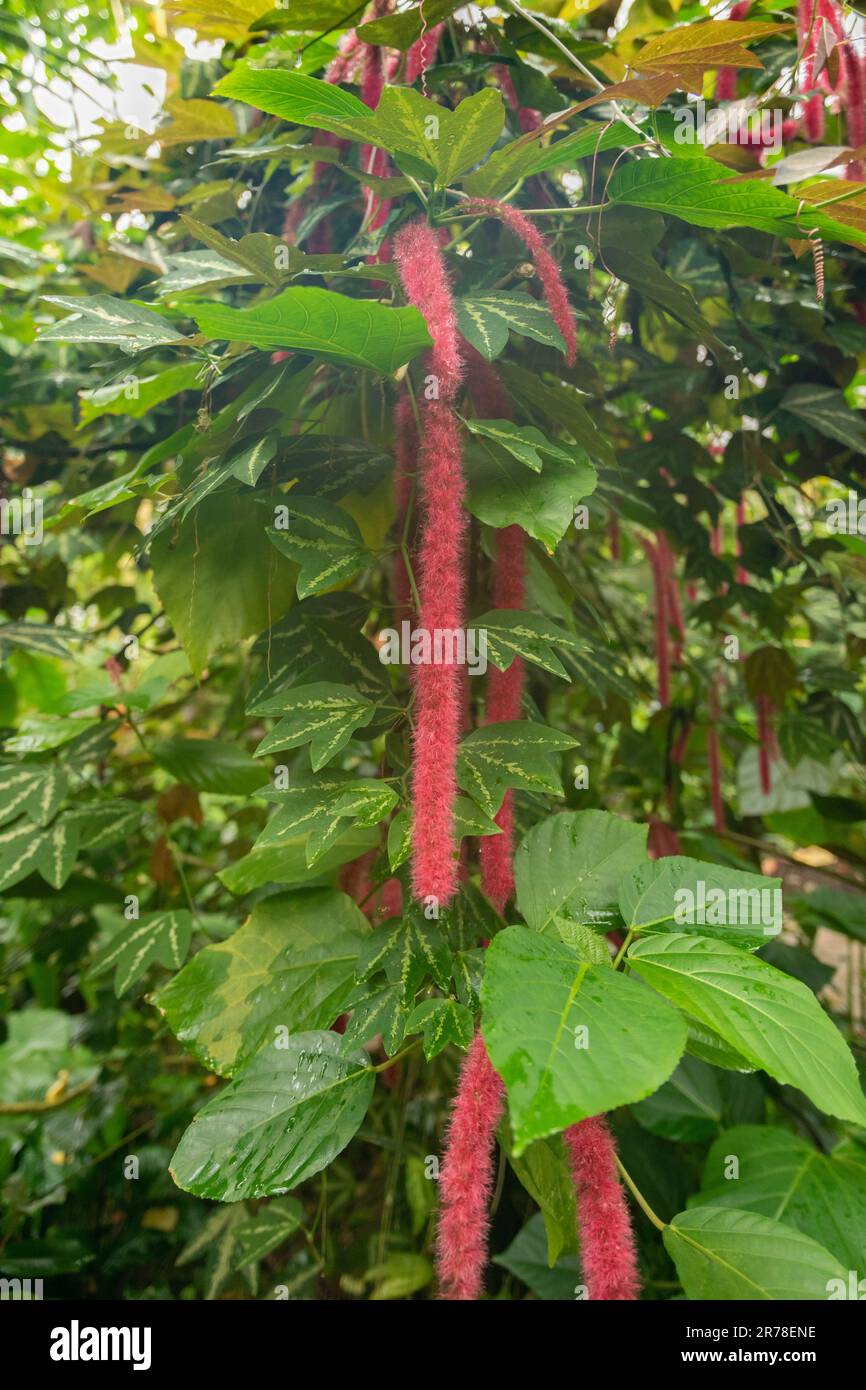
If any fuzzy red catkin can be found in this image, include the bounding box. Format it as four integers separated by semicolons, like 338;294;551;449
640;536;670;707
461;198;578;367
404;22;445;83
714;0;752;102
436;1032;505;1300
799;0;826;141
393;220;465;905
840;32;866;179
564;1118;640;1301
463;348;527;913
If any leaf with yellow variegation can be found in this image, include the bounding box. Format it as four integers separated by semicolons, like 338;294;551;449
634;20;793;92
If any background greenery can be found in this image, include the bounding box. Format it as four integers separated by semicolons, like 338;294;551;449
2;0;866;1300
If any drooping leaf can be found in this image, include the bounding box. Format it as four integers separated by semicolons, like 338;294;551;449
664;1206;847;1300
692;1125;866;1270
628;933;866;1126
169;1030;375;1200
481;926;686;1152
267;496;371;599
154;889;369;1076
188;287;431;374
40;295;185;354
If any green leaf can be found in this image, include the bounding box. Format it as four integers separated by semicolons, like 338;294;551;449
40;295;184;354
254;772;397;867
608;156;814;239
218;824;379;896
356;903;452;1006
601;241;732;362
457;720;578;819
780;384;866;456
492;1213;582;1300
0;622;72;660
462;419;581;472
631;1055;722;1142
628;933;866;1126
150;737;264;796
456;291;567;361
252;682;376;769
0;814;80;892
692;1126;866;1270
515;809;648;935
619;856;783;948
267;497;370;599
743;644;798;706
78;362;201;425
150;492;296;677
229;1199;304;1270
474;609;582;679
0;762;67;827
465;438;597;551
664;1207;847;1300
502;1132;578;1264
154;889;369;1076
342;980;410;1056
404;996;473;1059
169;1030;375;1200
91;909;193;995
498;362;616;470
463;120;643;199
188;287;431;374
212;69;371;124
481;926;686;1153
357;0;459;49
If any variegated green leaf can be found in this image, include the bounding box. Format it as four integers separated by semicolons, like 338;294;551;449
456;291;568;361
404;996;474;1060
229;1199;304;1271
252;682;376;770
91;909;194;995
356;904;452;1006
255;772;398;867
457;720;578;818
474;609;583;680
154;889;369;1076
461;418;578;472
0;762;67;827
268;496;370;599
40;295;185;354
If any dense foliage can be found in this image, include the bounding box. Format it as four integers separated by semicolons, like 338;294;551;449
2;0;866;1302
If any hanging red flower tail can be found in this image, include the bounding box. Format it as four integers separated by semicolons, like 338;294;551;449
393;220;465;907
436;1032;505;1299
459;198;578;367
564;1117;640;1300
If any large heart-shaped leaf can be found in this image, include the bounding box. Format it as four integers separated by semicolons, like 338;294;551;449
692;1125;866;1270
515;810;648;935
628;933;866;1125
481;926;686;1152
154;889;369;1076
664;1206;847;1300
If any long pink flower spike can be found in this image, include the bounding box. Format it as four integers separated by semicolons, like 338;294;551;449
436;1033;506;1299
461;198;578;368
393;220;465;906
465;348;527;915
714;1;752;102
799;0;826;141
564;1118;641;1300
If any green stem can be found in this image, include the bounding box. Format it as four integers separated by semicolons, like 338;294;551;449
615;1155;666;1232
372;1038;423;1073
